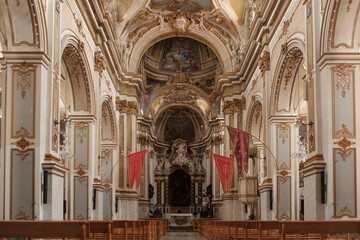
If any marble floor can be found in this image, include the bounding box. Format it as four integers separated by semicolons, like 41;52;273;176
161;231;207;239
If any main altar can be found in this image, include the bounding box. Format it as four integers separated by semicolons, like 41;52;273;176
154;139;206;219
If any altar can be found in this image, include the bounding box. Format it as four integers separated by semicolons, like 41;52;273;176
168;213;193;226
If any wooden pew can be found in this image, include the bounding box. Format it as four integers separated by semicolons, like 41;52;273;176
87;220;113;240
0;220;167;240
0;221;88;239
281;221;360;240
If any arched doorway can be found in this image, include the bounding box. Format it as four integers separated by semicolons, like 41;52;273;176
169;169;191;207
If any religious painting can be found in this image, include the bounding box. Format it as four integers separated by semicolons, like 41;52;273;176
139;78;165;114
150;0;213;13
192;77;215;95
161;38;200;72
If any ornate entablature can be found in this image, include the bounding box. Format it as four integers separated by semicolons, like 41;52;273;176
155;139;204;175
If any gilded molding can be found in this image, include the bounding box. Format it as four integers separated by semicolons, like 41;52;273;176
258;51;270;75
94;51;106;76
278;123;289;144
116;98;128;113
11;137;34;151
127;101;138;115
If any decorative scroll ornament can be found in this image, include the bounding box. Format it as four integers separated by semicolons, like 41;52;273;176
278;123;289;144
336;124;352;138
16;151;30;161
12;127;34;151
75;164;87;177
95;51;106;76
13;62;35;98
12;137;34;151
76;123;88;144
156;139;203;173
14;208;30;220
335;136;355;150
258;51;270;75
308;124;316;153
283;50;302;90
332;63;354;98
279;168;289;179
102;105;108;125
164;13;191;34
339;205;352;215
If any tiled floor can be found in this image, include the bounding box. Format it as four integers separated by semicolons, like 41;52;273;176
161;231;207;239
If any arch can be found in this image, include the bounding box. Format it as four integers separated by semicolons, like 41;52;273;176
0;0;47;51
61;42;93;113
246;95;263;141
271;36;305;115
128;28;234;73
101;98;116;143
320;0;360;54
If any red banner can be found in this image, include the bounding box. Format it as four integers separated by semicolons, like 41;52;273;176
226;126;250;174
128;150;147;188
213;154;234;194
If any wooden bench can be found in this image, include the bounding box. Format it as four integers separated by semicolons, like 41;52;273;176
0;221;88;239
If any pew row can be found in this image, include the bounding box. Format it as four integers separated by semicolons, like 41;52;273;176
193;220;360;240
0;220;167;240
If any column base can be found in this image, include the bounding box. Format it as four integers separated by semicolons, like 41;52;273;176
116;189;138;220
299;154;326;220
42;155;67;220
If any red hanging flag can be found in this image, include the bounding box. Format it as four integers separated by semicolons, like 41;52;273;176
226;126;250;174
213;154;234;194
128;150;147;188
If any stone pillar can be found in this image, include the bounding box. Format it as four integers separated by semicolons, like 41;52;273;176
42;155;67;220
299;155;325;220
136;118;150;219
259;179;273;220
0;53;50;220
222;97;246;220
301;0;326;221
115;98;139;220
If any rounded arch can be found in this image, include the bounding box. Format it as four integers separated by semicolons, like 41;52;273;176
101;97;117;143
246;94;263;142
270;35;306;115
320;0;360;54
60;35;94;114
153;103;207;144
128;28;233;73
0;0;47;52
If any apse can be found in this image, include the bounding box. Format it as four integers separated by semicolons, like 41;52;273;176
154;106;205;144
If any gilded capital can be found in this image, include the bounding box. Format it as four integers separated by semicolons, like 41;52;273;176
223;100;234;114
116;98;128;113
127;101;138;115
234;97;246;113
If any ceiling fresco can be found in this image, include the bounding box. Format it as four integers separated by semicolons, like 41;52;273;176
150;0;213;13
141;37;219;106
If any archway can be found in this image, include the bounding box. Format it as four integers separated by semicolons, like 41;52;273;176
169;169;191;207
